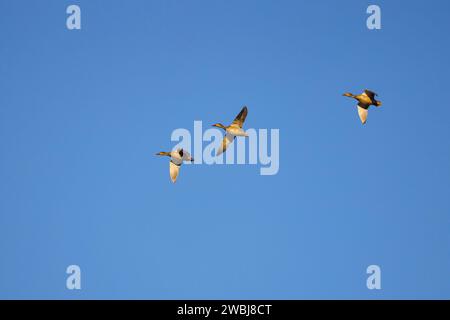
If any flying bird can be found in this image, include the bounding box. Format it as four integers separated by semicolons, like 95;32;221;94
212;106;249;155
343;90;382;124
156;148;194;183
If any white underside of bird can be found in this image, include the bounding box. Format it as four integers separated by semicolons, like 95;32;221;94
226;126;248;137
357;104;369;124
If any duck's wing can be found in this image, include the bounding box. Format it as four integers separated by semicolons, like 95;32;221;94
169;161;180;183
231;106;248;128
216;133;235;156
364;90;377;101
357;104;369;124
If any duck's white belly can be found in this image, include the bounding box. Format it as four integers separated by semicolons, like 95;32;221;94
170;153;183;165
227;127;246;136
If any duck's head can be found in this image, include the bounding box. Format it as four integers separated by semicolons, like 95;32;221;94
212;123;227;130
176;148;194;162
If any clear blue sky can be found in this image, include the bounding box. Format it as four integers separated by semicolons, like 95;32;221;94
1;0;449;299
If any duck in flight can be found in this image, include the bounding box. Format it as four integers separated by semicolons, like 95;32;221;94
156;148;194;183
343;90;382;124
212;106;248;155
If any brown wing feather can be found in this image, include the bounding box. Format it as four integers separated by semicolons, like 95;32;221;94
232;106;248;128
216;134;235;156
364;90;377;101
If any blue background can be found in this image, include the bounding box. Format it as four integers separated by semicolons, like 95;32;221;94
1;0;449;299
